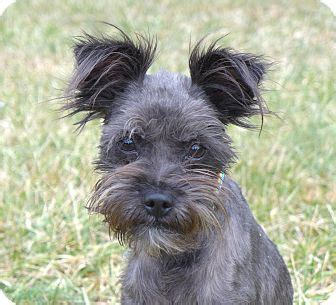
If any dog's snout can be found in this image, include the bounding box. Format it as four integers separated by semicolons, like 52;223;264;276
144;193;173;218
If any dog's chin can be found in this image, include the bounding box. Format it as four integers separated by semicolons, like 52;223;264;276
130;225;200;257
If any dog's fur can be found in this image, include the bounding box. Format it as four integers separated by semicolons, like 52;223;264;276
63;28;293;304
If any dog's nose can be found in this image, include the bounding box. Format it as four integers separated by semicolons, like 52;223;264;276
144;193;173;218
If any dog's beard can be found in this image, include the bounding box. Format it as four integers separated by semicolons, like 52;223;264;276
131;226;203;256
88;162;225;256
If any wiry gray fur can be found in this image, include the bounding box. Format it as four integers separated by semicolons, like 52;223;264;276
63;27;293;304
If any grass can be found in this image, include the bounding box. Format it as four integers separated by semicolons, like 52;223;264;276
0;0;335;304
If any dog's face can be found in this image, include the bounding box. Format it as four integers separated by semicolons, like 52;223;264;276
64;29;267;255
92;74;233;255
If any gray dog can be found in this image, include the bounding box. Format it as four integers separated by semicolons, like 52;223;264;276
63;27;293;304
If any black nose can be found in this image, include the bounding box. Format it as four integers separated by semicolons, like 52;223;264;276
144;193;173;218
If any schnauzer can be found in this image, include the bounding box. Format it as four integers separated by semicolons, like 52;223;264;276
63;28;293;304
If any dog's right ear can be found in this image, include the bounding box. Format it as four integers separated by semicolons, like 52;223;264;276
63;29;156;128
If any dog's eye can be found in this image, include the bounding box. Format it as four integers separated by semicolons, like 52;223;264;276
187;143;206;160
119;137;136;152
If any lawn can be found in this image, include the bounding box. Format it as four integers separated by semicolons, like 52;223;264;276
0;0;335;304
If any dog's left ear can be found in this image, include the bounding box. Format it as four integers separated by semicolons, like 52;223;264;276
63;29;156;128
189;41;269;128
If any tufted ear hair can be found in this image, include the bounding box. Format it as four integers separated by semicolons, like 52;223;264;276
189;40;269;128
63;28;156;128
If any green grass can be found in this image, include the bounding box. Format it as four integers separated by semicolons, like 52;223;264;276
0;0;335;304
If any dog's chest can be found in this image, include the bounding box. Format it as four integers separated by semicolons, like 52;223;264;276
123;252;225;304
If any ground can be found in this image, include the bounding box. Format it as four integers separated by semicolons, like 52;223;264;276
0;0;335;304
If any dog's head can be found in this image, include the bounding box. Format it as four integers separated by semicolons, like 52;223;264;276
64;28;268;255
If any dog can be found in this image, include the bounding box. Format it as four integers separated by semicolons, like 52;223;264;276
63;27;293;304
